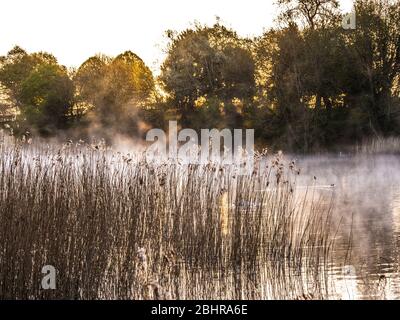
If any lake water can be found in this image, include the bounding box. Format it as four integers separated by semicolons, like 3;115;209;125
297;155;400;299
2;136;400;299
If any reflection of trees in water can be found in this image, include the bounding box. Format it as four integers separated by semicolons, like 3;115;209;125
298;155;400;299
388;187;400;298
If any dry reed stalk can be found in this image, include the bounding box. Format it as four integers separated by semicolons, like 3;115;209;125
0;130;338;299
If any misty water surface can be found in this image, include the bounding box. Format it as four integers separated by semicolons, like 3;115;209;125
297;154;400;299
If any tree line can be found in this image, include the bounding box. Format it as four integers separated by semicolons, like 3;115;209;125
1;0;400;152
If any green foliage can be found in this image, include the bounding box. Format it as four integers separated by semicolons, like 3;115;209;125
19;64;74;134
0;47;58;103
74;51;155;134
160;23;255;127
1;0;400;151
0;46;73;135
248;0;400;151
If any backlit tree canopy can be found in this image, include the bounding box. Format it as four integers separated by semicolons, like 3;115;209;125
0;0;400;151
160;23;255;127
0;46;73;134
75;51;155;128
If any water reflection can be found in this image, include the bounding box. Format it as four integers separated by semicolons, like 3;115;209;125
297;155;400;299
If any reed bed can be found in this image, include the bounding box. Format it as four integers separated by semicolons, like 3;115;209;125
354;137;400;154
0;131;336;299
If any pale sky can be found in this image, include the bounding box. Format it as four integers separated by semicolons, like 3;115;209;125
0;0;353;72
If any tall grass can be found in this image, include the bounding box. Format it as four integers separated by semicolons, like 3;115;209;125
0;131;335;299
354;137;400;154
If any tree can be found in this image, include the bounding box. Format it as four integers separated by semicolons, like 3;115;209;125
276;0;341;29
342;0;400;135
254;0;400;150
0;46;74;134
18;64;74;134
160;23;256;129
75;51;155;132
255;2;347;150
0;84;14;120
73;54;110;110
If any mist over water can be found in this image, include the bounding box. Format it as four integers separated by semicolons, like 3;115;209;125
4;129;400;299
297;154;400;299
